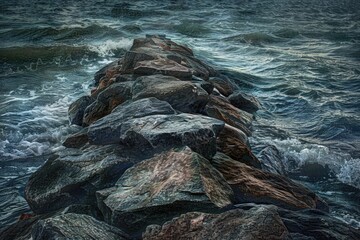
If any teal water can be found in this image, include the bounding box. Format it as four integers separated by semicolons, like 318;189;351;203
1;0;359;228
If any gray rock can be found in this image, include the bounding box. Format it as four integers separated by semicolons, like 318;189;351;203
94;60;119;87
143;205;289;240
258;145;287;175
132;74;209;113
32;213;130;240
68;96;94;126
97;147;233;235
211;154;328;211
62;128;89;148
25;144;150;214
89;113;224;159
208;76;238;97
228;91;261;113
134;58;192;79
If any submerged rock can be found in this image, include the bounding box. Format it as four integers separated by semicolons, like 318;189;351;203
143;205;288;240
97;147;233;235
32;213;130;240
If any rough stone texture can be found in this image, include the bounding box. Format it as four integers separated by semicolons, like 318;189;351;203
216;124;261;168
62;128;89;148
25;145;150;214
94;60;119;87
32;213;130;240
208;76;238;97
228;91;261;113
277;208;360;240
258;145;287;176
132;75;209;113
205;94;253;136
83;81;133;125
211;154;328;211
143;205;288;240
121;51;156;72
68;96;94;126
97;147;233;235
89;113;224;159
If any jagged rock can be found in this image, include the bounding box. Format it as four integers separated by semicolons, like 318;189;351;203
192;76;214;94
228;91;260;113
83;81;133;125
121;51;155;72
216;124;261;168
62;128;88;148
94;60;119;87
132;74;209;113
211;155;328;211
143;205;288;240
32;213;130;240
25;145;151;214
277;208;360;240
258;145;288;176
96;147;233;235
89;112;224;159
0;214;44;240
205;94;253;136
208;76;238;97
68;96;94;126
134;58;192;79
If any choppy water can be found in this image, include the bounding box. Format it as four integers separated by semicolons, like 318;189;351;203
1;0;359;229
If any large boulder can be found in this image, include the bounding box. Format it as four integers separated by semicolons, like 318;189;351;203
32;213;130;240
205;94;253;136
132;75;209;113
96;147;234;235
211;154;328;211
25;145;151;214
143;205;289;240
68;96;94;126
89;112;224;159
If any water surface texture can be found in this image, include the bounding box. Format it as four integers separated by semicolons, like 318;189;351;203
1;0;359;228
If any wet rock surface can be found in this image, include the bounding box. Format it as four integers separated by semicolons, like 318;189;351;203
3;35;359;240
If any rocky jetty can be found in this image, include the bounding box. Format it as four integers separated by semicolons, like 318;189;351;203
1;35;359;240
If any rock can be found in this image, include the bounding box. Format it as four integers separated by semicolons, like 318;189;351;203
211;155;328;211
216;124;261;168
68;96;94;126
83;81;133;126
205;94;253;136
121;51;155;72
277;208;360;240
62;128;88;148
192;76;214;94
258;145;287;175
228;91;261;113
25;145;150;214
32;213;130;240
208;76;238;97
94;60;119;87
134;58;192;79
96;147;233;235
89;112;224;159
132;75;209;113
143;205;289;240
0;214;44;240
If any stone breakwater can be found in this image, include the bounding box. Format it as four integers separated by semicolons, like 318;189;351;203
1;35;359;240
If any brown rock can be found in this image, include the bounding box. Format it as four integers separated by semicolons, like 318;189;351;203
96;147;233;235
62;128;89;148
208;76;238;97
206;94;253;136
143;205;289;240
211;154;328;211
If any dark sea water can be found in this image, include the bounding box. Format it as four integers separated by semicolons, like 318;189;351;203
1;0;359;229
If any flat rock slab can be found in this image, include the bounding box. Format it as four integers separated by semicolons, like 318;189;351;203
97;147;233;235
211;154;328;211
132;74;209;113
89;107;224;158
32;213;130;240
25;145;150;214
134;58;192;79
143;205;288;240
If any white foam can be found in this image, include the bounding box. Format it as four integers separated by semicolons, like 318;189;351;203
88;38;133;57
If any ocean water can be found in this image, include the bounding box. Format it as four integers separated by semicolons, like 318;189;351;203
1;0;359;229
